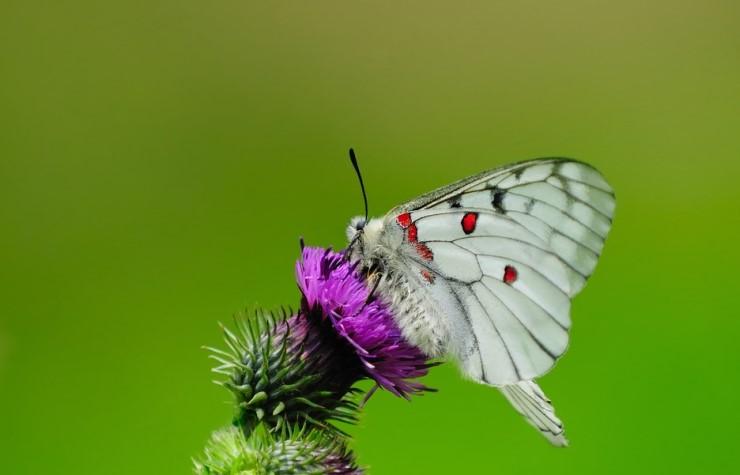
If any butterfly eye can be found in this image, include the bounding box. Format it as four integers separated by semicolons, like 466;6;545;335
348;216;366;233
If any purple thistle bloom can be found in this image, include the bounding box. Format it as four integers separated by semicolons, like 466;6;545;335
296;246;432;398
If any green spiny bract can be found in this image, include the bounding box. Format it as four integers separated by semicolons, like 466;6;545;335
207;309;361;436
194;425;361;475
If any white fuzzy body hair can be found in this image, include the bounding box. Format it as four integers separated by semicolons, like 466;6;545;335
346;216;450;357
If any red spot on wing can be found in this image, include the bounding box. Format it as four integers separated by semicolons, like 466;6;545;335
415;243;434;261
407;223;418;242
396;212;412;229
421;269;435;284
503;265;518;285
461;212;478;234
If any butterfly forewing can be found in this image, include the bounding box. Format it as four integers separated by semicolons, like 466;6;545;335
394;158;614;297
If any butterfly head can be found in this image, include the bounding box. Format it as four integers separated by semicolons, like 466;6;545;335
345;216;367;259
347;215;366;239
346;216;385;263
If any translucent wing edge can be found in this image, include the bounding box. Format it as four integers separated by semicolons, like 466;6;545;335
389;157;605;213
499;380;568;446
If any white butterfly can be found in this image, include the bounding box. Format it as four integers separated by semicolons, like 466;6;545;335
346;155;615;446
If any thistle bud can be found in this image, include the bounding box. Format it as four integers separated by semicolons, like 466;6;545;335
194;425;362;475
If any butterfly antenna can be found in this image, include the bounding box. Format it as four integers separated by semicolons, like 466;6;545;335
349;148;369;223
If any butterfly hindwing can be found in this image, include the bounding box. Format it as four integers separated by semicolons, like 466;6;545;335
500;380;567;446
391;207;572;383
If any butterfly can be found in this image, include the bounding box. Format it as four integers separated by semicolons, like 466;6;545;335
345;151;615;446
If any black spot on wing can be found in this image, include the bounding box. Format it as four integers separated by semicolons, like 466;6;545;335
492;187;506;213
525;198;535;213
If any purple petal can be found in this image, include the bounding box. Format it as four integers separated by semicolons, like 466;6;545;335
296;247;431;397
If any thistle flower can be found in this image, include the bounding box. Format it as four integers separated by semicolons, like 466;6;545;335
203;245;435;472
194;425;362;475
296;246;432;399
210;246;433;436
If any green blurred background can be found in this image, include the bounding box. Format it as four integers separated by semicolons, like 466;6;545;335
1;1;739;473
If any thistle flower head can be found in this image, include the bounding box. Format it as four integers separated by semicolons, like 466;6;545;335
296;246;432;398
